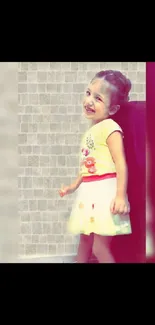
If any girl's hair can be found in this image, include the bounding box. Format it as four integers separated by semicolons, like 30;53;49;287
92;70;132;106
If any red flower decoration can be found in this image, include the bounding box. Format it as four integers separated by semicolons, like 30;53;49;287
84;157;96;168
88;166;97;174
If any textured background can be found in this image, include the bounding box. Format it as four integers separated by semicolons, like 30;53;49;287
0;62;18;262
18;62;146;258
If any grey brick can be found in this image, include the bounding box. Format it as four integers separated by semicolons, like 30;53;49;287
36;244;48;255
40;146;50;155
62;84;73;93
30;212;41;221
137;62;145;71
77;71;87;82
22;115;32;123
37;62;50;70
40;156;49;167
137;72;145;82
19;156;28;167
50;145;62;154
20;212;30;222
29;123;38;133
18;83;27;93
65;134;78;145
65;72;77;82
134;84;145;92
29;62;37;70
55;235;64;243
25;167;32;176
34;189;43;198
38;200;47;211
47;72;56;82
129;62;138;70
78;63;87;70
22;235;32;244
19;200;28;211
121;62;129;70
18;72;27;82
37;71;47;82
19;94;29;105
57;84;63;92
38;83;46;92
44;189;57;200
20;123;29;133
32;222;42;234
32;235;40;243
61;62;71;70
37;134;47;144
70;123;79;133
56;72;65;82
46;83;57;92
19;144;27;158
64;235;73;244
32;146;40;154
65;244;75;254
29;94;39;105
27;83;37;93
22;190;33;199
43;177;53;188
22;177;32;188
21;62;29;70
39;235;47;243
27;72;37;82
73;83;86;93
87;62;100;71
18;134;27;144
21;222;31;234
29;200;38;211
50;62;61;70
25;106;32;113
43;223;52;234
57;156;66;167
71;94;81;105
42;168;50;176
48;244;57;255
57;243;65;255
28;156;39;167
47;235;56;243
66;155;78;167
39;94;50;105
25;244;36;255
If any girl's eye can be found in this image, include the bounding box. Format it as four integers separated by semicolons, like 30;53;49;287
86;91;90;96
96;96;102;101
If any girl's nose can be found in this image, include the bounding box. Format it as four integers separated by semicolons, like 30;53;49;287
88;100;94;107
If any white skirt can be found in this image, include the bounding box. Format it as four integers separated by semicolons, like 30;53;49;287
68;177;132;236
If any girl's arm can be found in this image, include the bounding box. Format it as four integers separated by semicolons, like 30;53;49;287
59;174;83;197
107;131;129;214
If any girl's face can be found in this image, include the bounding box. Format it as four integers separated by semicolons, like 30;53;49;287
83;78;112;124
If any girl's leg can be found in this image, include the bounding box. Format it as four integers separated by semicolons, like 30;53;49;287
76;233;94;263
92;234;115;263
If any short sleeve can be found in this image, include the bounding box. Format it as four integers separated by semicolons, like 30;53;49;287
101;119;123;144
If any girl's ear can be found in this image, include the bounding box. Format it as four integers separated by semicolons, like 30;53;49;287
109;105;120;116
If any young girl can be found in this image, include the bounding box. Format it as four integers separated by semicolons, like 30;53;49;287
58;70;132;263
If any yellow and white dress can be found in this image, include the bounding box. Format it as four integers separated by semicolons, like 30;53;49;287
68;118;132;236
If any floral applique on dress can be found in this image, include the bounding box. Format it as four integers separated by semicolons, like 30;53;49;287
81;133;97;174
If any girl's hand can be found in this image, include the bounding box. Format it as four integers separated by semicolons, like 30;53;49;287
110;196;130;215
58;184;71;197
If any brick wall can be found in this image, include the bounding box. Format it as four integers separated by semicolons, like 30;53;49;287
18;62;146;258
